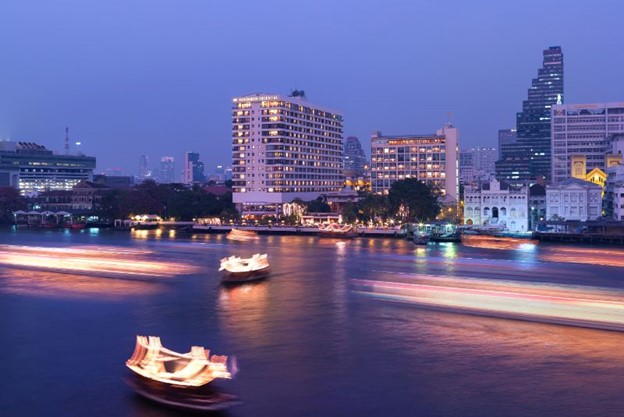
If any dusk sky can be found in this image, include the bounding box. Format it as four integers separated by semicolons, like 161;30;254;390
1;0;623;179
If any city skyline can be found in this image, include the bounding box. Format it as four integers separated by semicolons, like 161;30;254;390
1;1;623;175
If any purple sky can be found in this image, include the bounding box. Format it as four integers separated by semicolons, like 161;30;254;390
1;0;623;180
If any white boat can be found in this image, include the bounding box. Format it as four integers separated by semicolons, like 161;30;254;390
219;253;270;283
125;336;239;411
226;228;259;241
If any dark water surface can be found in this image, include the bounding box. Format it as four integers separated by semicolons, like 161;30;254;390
1;229;623;417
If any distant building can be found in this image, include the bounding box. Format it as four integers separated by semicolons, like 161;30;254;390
464;179;529;233
138;154;150;179
159;156;175;183
459;147;497;186
0;140;96;195
545;178;602;221
343;136;368;179
370;123;459;203
497;129;517;160
604;165;624;220
71;180;109;212
231;92;343;216
183;152;205;185
496;46;564;184
208;165;226;184
551;102;624;184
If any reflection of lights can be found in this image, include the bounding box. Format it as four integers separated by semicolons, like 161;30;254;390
462;235;539;251
354;275;624;332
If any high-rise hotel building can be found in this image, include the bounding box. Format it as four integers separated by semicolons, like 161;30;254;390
551;102;624;184
231;92;343;215
370;123;459;203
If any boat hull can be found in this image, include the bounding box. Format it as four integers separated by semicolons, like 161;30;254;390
222;267;270;284
125;374;240;412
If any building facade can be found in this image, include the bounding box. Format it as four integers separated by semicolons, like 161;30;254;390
159;156;175;183
343;136;368;179
497;129;517;160
459;147;497;186
551;102;624;184
545;178;602;221
0;141;96;195
231;92;343;216
464;179;529;233
183;152;205;185
496;46;564;184
370;123;459;203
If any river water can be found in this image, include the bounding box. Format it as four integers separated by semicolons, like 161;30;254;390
1;228;623;417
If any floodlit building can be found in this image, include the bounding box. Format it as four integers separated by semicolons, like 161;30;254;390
0;141;96;195
231;91;343;216
370;123;459;203
545;178;602;221
551;102;624;184
464;179;529;233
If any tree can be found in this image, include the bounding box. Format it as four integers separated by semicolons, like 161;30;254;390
306;196;331;213
388;178;440;222
356;192;388;225
0;187;27;224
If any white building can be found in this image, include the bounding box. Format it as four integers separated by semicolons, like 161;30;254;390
231;92;343;216
551;102;624;184
604;165;624;220
370;123;459;203
545;178;602;221
464;179;529;233
459;147;497;186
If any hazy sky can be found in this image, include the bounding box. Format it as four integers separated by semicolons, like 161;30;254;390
1;0;623;179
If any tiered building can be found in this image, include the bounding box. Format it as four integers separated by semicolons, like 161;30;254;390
496;46;564;184
343;136;368;179
370;123;459;203
231;92;343;216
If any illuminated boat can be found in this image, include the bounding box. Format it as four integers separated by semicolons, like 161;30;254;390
226;228;259;241
412;232;430;245
460;233;538;250
125;336;239;411
219;253;270;283
317;223;358;238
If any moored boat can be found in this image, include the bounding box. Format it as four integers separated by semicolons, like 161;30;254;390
317;223;357;238
460;233;538;250
125;335;239;411
219;253;270;283
412;233;430;245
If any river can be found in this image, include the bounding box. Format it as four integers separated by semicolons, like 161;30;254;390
1;228;623;417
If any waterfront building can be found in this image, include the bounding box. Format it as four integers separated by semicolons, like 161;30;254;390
463;179;529;233
138;154;150;179
0;140;96;195
343;136;368;179
497;129;517;160
231;91;343;216
71;180;109;212
551;102;624;183
604;165;624;220
529;183;546;230
370;123;459;203
183;152;205;185
159;156;175;183
459;147;497;186
496;46;564;185
545;178;602;221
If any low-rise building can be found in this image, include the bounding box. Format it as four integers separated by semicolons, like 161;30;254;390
545;178;602;221
464;179;529;233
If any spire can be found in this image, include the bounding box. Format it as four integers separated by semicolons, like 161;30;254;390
65;126;69;155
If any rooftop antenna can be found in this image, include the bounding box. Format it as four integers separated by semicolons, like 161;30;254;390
447;112;453;125
65;126;69;155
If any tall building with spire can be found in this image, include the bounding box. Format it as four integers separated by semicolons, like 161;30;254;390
496;46;564;185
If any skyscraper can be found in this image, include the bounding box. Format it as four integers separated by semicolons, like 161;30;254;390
183;152;205;185
459;147;498;185
231;91;343;216
343;136;368;179
496;46;564;185
159;156;175;183
497;129;517;160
